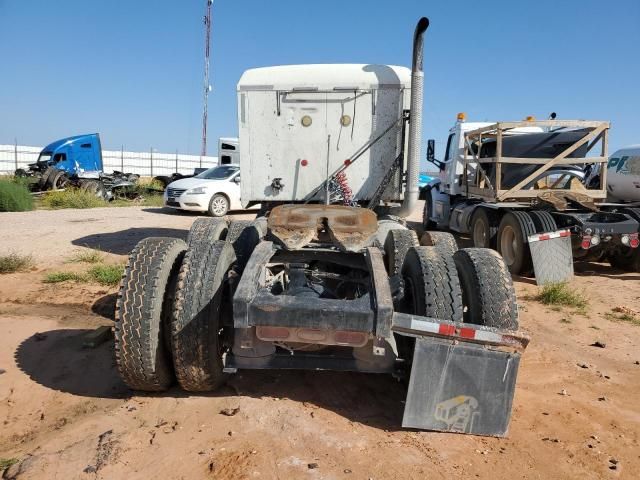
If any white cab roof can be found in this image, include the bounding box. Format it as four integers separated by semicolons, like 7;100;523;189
612;145;640;155
238;64;411;91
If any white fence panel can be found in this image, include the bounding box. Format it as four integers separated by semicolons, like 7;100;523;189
0;144;218;176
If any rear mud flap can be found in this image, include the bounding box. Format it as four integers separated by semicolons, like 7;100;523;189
402;338;520;437
528;230;574;285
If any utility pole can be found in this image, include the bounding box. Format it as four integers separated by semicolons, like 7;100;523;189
200;0;214;165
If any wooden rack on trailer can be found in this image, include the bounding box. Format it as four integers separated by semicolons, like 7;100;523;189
462;120;610;203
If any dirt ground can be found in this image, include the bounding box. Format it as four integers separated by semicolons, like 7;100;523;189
1;203;639;479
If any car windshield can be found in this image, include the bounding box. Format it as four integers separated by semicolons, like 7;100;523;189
37;152;52;163
195;165;239;180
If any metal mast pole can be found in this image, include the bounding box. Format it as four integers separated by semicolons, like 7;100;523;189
200;0;213;164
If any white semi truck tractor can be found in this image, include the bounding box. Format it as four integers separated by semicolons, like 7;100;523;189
113;17;529;436
422;115;640;275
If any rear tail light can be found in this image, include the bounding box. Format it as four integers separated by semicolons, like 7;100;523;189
630;233;640;249
581;236;592;250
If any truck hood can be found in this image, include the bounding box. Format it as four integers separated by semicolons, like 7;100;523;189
166;177;228;190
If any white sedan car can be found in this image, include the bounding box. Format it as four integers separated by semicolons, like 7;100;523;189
164;164;243;217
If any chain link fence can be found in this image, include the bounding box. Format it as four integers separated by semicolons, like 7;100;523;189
0;143;218;177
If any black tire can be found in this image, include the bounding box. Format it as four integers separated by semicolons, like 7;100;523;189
400;246;463;322
529;210;557;234
252;217;268;238
114;237;186;391
39;166;56;189
80;179;107;200
470;208;498;248
609;248;640;272
171;240;236;391
15;168;28;178
497;211;535;275
208;193;230;217
47;169;69;190
420;231;458;257
453;248;518;329
395;246;463;364
187;217;228;247
153;176;172;189
227;220;262;273
422;189;437;230
384;229;419;275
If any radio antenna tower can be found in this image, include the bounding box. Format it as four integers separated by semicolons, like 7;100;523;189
200;0;214;160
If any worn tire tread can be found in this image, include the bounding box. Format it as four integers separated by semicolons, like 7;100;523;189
187;217;229;246
402;246;463;322
385;229;419;276
114;237;186;391
171;239;236;391
454;248;518;329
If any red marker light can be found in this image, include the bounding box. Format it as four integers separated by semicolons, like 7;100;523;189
630;234;640;249
581;236;591;250
300;159;308;167
344;159;351;166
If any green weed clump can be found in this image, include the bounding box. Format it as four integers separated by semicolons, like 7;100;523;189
0;458;19;471
43;271;88;283
0;178;33;212
41;189;106;209
88;263;124;286
535;282;587;309
605;307;640;326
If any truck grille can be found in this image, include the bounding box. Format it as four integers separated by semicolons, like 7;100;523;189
167;188;186;198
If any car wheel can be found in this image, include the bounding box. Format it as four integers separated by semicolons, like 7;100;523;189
208;194;229;217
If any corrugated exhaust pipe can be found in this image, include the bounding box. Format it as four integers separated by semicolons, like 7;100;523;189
396;17;429;218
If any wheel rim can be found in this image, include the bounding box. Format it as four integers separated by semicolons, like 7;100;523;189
54;174;69;189
211;196;227;216
473;218;487;247
500;225;518;266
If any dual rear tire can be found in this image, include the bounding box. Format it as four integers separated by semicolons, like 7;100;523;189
115;218;261;392
396;244;518;364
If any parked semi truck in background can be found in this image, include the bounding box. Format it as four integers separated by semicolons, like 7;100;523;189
113;17;530;437
15;133;138;199
422;115;640;275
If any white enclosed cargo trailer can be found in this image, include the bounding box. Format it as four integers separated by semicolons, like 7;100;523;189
237;64;411;206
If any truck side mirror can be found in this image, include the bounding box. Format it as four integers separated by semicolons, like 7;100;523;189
427;139;435;161
426;139;445;171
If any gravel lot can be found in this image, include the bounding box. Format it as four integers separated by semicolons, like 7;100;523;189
0;204;639;479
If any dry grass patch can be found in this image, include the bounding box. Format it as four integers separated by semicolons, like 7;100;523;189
0;253;34;274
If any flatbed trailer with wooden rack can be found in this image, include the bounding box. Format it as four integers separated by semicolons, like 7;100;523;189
423;118;640;279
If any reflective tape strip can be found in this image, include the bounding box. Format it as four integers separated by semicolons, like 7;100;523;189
528;229;571;243
402;316;510;344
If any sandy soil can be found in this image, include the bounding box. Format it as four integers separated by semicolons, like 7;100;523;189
0;204;639;479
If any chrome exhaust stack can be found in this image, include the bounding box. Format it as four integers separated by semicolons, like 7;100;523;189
396;17;429;218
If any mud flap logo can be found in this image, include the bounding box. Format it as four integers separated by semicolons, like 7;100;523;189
434;395;480;433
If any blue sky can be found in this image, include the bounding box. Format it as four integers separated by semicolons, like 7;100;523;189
0;0;638;163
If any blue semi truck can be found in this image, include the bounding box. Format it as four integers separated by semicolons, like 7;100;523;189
15;133;138;199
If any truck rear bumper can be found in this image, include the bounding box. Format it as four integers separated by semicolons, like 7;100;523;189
225;312;528;437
